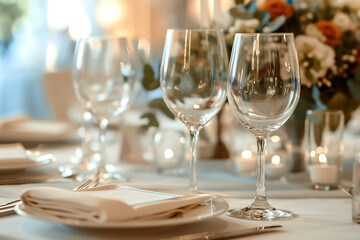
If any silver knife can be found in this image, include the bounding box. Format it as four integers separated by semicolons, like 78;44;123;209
178;225;282;240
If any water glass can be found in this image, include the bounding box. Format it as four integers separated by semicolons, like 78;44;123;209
305;110;344;190
353;153;360;224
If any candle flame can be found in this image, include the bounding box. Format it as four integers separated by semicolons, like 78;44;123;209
164;148;174;159
271;155;281;165
319;153;327;164
241;150;252;159
310;150;316;158
316;146;323;154
270;135;280;143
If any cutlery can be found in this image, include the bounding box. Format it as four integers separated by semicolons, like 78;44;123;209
72;176;100;191
0;177;100;217
339;185;353;197
172;225;283;240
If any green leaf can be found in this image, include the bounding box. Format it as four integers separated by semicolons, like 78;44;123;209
148;98;175;119
142;64;160;91
140;112;159;129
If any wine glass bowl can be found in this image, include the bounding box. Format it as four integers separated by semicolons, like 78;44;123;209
73;37;133;119
160;29;228;192
73;36;134;183
227;33;300;220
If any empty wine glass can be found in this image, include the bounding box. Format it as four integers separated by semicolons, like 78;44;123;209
72;36;134;183
227;33;300;220
160;29;228;193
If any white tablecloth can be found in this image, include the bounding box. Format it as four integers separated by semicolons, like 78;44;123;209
0;145;359;240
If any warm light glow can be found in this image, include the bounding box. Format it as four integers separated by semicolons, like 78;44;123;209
164;148;174;159
310;150;316;158
270;135;280;143
319;153;327;164
47;0;91;40
47;0;70;30
250;145;257;152
316;146;323;154
96;0;122;27
271;155;281;165
241;150;252;160
193;104;200;109
46;42;58;71
68;1;91;40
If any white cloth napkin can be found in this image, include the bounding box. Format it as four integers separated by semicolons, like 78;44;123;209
0;143;36;167
21;185;212;223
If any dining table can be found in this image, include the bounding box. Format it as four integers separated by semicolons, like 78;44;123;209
0;136;359;240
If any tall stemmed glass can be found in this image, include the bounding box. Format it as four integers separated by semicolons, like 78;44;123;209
227;33;300;220
73;36;134;182
160;29;228;193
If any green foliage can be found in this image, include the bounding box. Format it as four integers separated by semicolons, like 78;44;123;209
148;98;175;120
141;64;160;91
140;112;159;129
0;0;27;42
141;63;175;129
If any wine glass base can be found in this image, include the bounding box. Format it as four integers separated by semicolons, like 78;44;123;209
94;167;127;183
227;206;293;221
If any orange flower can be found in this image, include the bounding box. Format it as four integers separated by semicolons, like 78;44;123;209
261;0;294;20
315;21;341;46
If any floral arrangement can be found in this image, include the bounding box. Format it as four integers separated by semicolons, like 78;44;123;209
215;0;360;122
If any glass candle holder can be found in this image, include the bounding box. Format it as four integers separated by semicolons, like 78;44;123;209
305;110;344;190
153;128;187;174
353;153;360;224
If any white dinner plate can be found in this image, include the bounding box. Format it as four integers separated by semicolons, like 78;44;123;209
0;152;54;173
15;196;229;229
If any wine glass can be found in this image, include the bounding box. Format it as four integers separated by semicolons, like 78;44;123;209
227;33;300;220
72;36;134;183
160;29;228;193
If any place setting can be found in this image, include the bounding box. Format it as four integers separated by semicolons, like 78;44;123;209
1;0;360;239
0;143;54;174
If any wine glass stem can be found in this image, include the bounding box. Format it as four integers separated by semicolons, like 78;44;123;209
80;111;92;169
189;129;200;193
97;117;109;177
256;136;267;197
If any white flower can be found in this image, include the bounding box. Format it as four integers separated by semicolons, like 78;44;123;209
295;35;336;87
305;24;326;42
214;9;234;30
332;12;356;32
228;18;260;35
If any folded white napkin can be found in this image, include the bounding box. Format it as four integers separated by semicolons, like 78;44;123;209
21;185;212;223
0;143;36;167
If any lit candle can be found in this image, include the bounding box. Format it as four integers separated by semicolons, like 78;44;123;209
308;153;338;184
265;155;286;179
234;150;256;172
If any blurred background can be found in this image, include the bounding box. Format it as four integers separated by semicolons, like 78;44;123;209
0;0;233;120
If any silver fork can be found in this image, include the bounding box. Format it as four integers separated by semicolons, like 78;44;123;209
0;176;100;217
